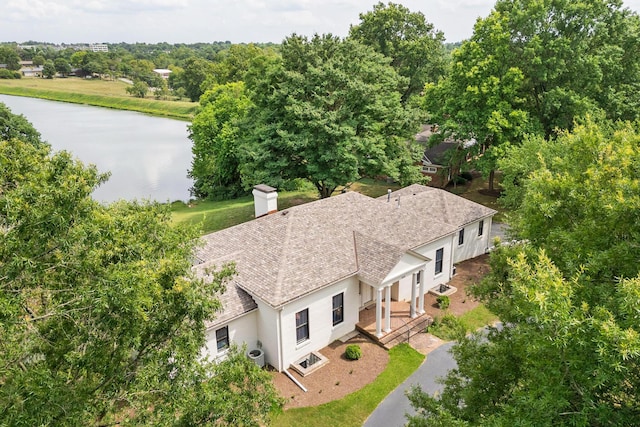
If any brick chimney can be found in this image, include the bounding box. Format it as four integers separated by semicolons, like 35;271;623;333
252;184;278;218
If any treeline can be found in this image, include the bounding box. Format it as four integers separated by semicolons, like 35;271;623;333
0;40;279;101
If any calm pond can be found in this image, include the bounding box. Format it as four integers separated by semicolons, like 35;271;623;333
0;94;193;203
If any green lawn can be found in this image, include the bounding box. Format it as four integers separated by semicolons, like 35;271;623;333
271;343;424;427
459;305;498;331
171;179;401;235
170;190;319;234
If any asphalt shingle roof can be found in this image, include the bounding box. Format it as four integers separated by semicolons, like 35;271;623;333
195;185;496;315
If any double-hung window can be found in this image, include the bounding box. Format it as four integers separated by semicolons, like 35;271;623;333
215;326;229;351
458;229;465;245
478;220;484;237
296;309;309;343
332;293;344;326
435;248;444;275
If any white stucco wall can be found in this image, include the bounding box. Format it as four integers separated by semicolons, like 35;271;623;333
452;217;493;263
278;276;359;371
203;310;258;362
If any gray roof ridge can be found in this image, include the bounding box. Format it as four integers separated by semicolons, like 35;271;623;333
272;210;296;304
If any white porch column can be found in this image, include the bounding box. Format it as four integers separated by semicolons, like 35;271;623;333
418;268;426;314
410;272;417;318
375;287;383;337
384;285;392;333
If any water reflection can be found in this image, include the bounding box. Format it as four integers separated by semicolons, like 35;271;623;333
0;94;193;203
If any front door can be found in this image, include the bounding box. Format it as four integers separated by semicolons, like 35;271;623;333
391;281;400;301
360;282;373;308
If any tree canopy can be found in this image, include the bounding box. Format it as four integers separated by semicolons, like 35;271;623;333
423;0;640;189
349;2;447;103
242;33;423;198
0;107;282;425
189;81;253;199
407;121;640;426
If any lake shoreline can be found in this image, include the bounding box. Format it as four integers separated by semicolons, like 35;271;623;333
0;94;193;203
0;79;197;121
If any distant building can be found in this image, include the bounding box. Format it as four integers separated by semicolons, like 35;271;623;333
153;69;172;79
416;125;476;188
89;43;109;53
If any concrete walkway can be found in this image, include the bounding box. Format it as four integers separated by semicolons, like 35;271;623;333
363;341;457;427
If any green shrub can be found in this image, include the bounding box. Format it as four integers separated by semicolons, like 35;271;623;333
0;69;20;79
345;344;362;360
427;313;467;341
436;295;450;309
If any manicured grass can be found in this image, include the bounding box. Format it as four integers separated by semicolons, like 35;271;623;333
448;173;506;222
171;190;319;234
428;305;499;340
0;78;198;120
170;179;401;235
271;343;424;427
338;178;401;198
458;305;498;331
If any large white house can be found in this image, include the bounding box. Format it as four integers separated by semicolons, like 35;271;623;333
195;184;496;372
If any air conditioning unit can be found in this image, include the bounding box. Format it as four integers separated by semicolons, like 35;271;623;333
247;348;265;368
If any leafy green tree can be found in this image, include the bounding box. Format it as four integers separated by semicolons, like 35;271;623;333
216;43;269;84
125;80;149;98
189;81;253;199
0;109;282;425
349;2;447;103
407;121;640;426
42;59;56;78
424;0;640;190
32;54;46;66
243;34;423;198
500;120;640;281
0;46;21;71
70;50;87;68
54;57;71;76
181;56;215;101
0;102;43;146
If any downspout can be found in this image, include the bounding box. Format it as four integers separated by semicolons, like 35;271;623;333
486;217;493;252
284;369;307;392
449;233;456;280
277;307;284;371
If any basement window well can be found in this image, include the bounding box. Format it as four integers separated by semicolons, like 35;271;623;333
290;351;329;377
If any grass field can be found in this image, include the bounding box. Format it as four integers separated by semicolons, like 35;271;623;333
0;78;198;120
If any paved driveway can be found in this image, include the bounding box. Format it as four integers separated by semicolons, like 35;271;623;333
363;342;457;427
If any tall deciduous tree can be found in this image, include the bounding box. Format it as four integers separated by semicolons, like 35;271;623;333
0;109;281;425
243;34;423;198
42;59;56;78
407;121;640;426
0;46;21;71
54;57;71;77
180;56;215;102
349;2;447;103
189;81;252;199
424;0;640;190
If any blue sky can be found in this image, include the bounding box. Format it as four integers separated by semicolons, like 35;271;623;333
2;0;640;45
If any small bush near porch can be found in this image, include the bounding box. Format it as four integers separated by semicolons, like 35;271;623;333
345;344;362;360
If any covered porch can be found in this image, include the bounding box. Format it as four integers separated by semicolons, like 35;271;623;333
356;299;433;349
